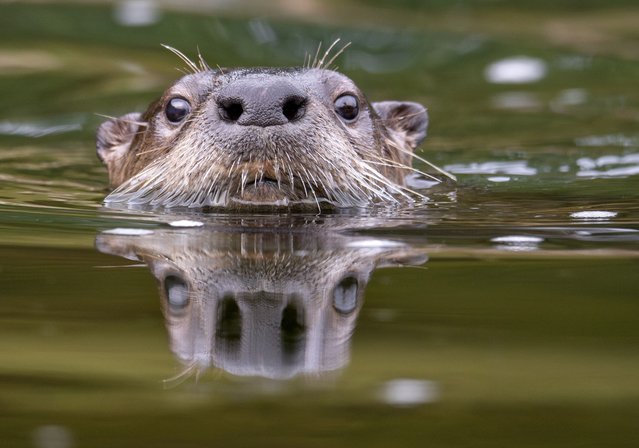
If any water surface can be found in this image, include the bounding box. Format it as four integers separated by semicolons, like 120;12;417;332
1;2;639;447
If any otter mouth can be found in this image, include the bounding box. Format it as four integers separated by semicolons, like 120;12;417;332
232;176;326;208
240;178;287;202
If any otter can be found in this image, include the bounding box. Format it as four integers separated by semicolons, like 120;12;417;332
97;46;447;209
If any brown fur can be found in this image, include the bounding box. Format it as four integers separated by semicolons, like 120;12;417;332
97;67;430;209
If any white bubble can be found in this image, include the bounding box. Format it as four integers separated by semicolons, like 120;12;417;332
346;239;404;249
102;228;154;236
444;161;537;176
485;57;548;84
487;176;511;182
380;379;440;407
570;211;617;220
491;235;543;252
576;152;639;178
491;235;544;244
575;135;639;148
553;88;588;107
491;92;541;110
169;220;204;228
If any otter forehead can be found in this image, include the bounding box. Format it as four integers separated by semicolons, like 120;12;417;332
97;64;432;210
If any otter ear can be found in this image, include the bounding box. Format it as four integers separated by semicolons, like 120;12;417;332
96;112;143;167
372;101;428;149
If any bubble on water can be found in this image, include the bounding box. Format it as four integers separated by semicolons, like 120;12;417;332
169;220;204;228
570;211;617;220
102;228;154;236
114;0;161;27
491;235;543;252
32;425;73;448
444;161;537;176
491;236;544;244
491;92;541;110
346;239;405;249
380;379;440;407
575;135;639;148
551;88;588;109
484;57;548;84
487;176;511;182
578;166;639;178
576;153;639;178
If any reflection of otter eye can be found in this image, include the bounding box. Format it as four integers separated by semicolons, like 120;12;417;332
164;275;189;312
334;94;359;122
165;97;191;123
333;276;358;314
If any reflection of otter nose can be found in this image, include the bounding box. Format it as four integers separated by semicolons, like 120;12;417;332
217;79;307;127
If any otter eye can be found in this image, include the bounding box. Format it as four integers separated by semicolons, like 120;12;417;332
164;274;189;315
165;97;191;123
334;94;359;121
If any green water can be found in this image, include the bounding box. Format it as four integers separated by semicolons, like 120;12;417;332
1;2;639;447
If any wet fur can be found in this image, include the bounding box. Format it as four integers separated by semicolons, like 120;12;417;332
97;48;442;209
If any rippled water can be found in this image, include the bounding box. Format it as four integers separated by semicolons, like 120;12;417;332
2;2;639;447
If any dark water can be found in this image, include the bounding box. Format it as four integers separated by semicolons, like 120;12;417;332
2;2;639;447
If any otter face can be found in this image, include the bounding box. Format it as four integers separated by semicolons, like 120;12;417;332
97;67;428;209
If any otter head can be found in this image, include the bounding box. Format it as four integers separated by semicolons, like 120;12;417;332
97;66;428;209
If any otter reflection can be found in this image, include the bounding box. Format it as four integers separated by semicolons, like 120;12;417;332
96;221;426;379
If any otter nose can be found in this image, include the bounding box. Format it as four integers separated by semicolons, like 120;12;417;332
217;79;307;127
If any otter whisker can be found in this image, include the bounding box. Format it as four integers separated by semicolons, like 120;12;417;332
316;38;341;69
312;41;323;70
343;165;395;203
357;162;420;201
304;172;322;213
323;41;351;70
135;146;168;157
315;174;332;200
240;168;248;196
298;171;309;198
198;150;222;200
162;44;201;74
162;361;200;389
392;143;456;182
367;154;442;183
196;46;210;72
281;151;297;192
